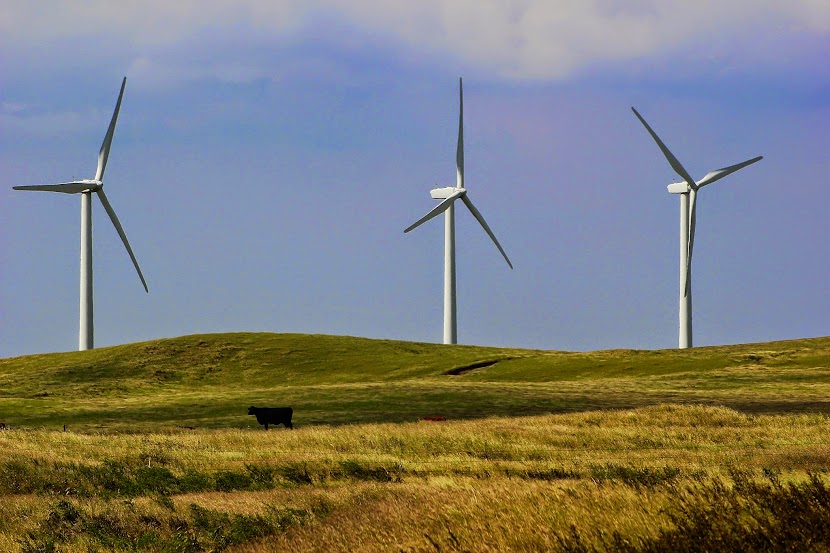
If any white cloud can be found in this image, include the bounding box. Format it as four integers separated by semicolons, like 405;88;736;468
328;0;830;78
0;1;310;46
2;0;828;80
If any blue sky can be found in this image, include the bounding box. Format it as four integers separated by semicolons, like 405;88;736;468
1;1;828;356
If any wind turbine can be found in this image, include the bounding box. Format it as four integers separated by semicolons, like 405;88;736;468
405;78;512;345
632;107;761;349
14;77;148;351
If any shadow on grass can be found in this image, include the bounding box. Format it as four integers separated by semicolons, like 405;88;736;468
5;383;830;431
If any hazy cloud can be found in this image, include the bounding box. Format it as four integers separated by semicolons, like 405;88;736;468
2;1;828;81
0;1;309;45
327;0;830;78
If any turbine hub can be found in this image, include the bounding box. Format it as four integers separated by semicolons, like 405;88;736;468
79;180;103;192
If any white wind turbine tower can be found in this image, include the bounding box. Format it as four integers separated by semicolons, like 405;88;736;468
405;78;512;345
632;107;762;349
14;77;148;351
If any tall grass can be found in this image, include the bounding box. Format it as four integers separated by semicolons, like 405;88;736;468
1;405;829;551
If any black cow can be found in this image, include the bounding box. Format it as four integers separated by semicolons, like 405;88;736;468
248;406;293;430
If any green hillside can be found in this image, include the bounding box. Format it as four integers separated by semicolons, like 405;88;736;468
3;333;830;551
2;332;830;431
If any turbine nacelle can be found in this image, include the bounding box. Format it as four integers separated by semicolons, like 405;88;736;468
667;182;691;194
430;186;463;200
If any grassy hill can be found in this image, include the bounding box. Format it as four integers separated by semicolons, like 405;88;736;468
2;333;830;551
2;332;830;431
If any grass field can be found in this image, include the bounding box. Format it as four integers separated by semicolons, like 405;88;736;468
1;333;830;551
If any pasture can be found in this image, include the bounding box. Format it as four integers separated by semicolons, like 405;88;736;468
1;333;830;551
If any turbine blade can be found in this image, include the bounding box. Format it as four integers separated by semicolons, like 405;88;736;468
96;189;148;292
456;77;464;188
684;189;697;297
95;77;127;181
404;190;465;233
460;195;513;269
13;182;98;193
696;156;763;188
631;107;697;190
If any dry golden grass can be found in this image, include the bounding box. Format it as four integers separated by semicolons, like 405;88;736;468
3;404;827;474
241;479;684;552
2;405;829;551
